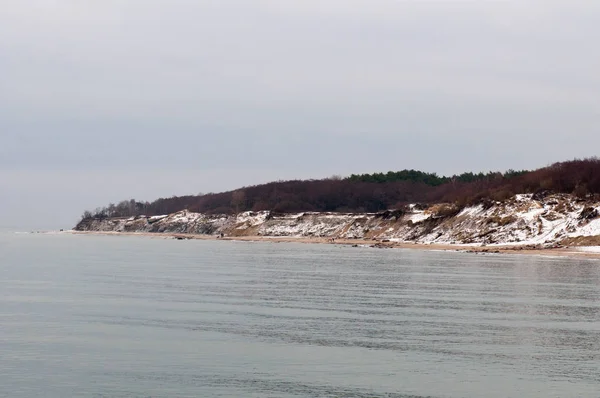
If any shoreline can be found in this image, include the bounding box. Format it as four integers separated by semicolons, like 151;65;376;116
69;230;600;260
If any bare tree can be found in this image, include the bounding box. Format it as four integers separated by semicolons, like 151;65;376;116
231;190;247;213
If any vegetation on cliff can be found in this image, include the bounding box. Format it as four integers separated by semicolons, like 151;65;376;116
81;158;600;220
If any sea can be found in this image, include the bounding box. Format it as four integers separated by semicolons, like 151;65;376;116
1;231;599;397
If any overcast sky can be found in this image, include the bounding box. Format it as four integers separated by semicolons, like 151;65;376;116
2;0;599;229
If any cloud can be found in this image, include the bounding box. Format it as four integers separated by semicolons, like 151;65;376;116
1;0;600;227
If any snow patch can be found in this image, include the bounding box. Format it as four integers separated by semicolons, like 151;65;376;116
575;246;600;253
76;193;600;247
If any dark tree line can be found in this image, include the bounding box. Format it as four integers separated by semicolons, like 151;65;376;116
81;158;600;220
81;199;151;220
346;169;528;185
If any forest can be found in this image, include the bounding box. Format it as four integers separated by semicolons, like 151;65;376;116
82;158;600;220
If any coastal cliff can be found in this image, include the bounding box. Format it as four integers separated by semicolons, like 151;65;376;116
75;193;600;248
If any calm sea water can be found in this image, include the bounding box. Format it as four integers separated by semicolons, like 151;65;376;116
1;232;600;397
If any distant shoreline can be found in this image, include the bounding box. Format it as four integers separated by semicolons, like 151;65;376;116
69;230;600;260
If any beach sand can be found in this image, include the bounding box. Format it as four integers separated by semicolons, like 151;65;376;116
70;231;600;260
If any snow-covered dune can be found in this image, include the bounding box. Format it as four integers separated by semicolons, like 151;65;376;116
75;193;600;247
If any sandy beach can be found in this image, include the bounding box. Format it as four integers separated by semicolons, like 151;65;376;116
69;231;600;260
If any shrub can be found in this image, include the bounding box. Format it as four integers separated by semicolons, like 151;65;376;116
433;204;462;218
486;215;517;226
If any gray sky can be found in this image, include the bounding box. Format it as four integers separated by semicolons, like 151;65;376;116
2;0;600;229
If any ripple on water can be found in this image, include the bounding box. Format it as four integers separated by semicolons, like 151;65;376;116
1;234;600;397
